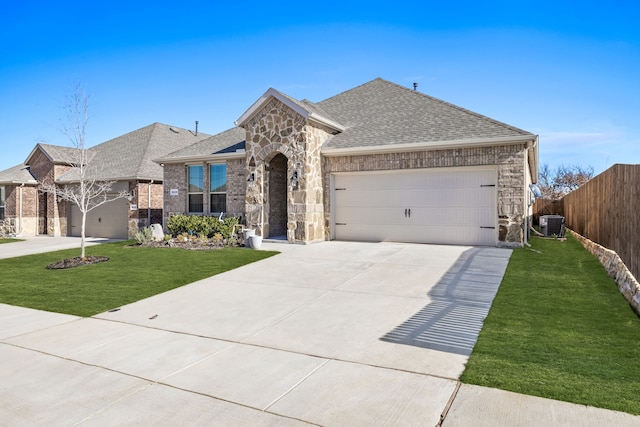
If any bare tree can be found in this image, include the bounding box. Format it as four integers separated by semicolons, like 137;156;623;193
40;85;129;258
538;163;594;200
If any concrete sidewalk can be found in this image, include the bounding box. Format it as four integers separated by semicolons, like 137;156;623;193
0;235;117;259
1;240;638;426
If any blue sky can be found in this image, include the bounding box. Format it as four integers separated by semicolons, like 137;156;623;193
1;1;638;176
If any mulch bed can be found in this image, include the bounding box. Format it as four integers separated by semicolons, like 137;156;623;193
46;256;110;270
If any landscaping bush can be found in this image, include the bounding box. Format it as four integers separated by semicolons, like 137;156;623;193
134;227;154;245
166;214;239;239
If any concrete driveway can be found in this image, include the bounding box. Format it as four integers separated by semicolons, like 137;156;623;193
1;240;639;426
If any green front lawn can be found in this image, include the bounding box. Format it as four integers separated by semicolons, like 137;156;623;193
0;241;278;317
461;234;640;415
0;238;23;244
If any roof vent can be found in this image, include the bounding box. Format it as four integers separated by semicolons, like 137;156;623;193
195;120;199;136
413;82;418;91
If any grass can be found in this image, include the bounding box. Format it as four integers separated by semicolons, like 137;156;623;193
0;241;278;317
0;238;23;244
461;234;640;415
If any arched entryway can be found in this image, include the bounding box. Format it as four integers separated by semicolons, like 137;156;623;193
268;153;288;238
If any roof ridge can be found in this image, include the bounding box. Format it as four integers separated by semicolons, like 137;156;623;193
317;77;385;103
136;123;162;177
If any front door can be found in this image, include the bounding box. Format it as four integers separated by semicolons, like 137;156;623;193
268;153;288;238
38;192;47;235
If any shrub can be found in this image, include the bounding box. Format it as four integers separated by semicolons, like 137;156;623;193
134;227;153;245
166;214;239;239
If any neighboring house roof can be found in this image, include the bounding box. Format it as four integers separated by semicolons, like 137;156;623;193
54;123;211;183
155;127;246;164
25;143;87;166
0;163;38;185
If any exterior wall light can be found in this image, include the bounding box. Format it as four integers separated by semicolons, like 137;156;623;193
290;170;298;187
248;172;255;182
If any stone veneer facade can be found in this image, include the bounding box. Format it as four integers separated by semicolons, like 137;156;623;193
323;144;529;247
242;98;331;243
0;184;38;236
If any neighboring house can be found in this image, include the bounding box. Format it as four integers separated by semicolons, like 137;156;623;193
157;78;539;247
0;123;210;238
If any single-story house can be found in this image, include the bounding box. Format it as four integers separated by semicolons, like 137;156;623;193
157;78;539;247
0;123;210;238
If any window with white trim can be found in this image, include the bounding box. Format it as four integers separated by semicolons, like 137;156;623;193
209;164;227;213
187;165;204;213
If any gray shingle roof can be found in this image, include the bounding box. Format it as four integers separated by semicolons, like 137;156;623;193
317;78;533;149
155;127;245;163
31;143;85;164
0;163;38;185
153;78;534;161
56;123;211;182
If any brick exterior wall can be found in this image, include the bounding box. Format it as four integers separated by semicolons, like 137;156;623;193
22;148;70;236
323;144;528;246
162;160;245;229
0;184;39;236
129;181;164;234
163;163;188;221
226;158;247;219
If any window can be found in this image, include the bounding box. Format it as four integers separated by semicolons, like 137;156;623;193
210;164;227;213
188;165;204;213
0;186;4;220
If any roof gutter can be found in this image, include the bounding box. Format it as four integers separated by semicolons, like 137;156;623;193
154;150;247;165
321;134;537;157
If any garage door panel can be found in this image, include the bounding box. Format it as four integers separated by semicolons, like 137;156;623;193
410;207;494;226
333;168;497;246
336;207;406;226
70;198;129;239
336;223;495;245
335;189;409;207
336;188;493;208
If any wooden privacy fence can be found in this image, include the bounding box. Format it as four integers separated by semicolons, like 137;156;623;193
532;198;564;224
561;164;640;281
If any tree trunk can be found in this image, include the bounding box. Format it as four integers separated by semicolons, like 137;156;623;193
81;209;87;259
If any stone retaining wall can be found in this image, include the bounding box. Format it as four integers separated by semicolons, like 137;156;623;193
569;229;640;315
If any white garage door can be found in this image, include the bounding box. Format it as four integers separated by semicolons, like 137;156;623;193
332;167;497;246
69;198;129;239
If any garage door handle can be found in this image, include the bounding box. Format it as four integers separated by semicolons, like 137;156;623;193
404;208;407;217
408;208;411;218
480;226;495;229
